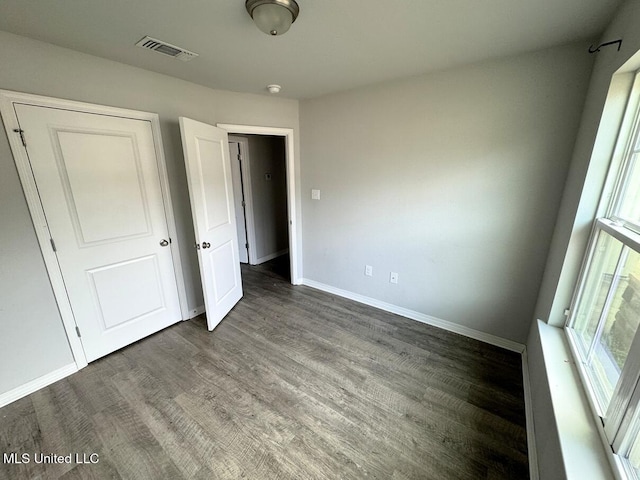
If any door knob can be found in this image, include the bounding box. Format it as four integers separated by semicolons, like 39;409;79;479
159;239;169;247
202;242;211;249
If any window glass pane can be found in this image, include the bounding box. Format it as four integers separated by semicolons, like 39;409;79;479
600;247;640;369
616;152;640;228
568;231;640;410
571;232;623;354
590;247;640;406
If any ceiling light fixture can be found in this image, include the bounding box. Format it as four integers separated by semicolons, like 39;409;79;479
245;0;300;36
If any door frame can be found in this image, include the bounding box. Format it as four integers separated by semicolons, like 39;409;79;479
228;135;257;264
218;124;302;284
0;90;190;369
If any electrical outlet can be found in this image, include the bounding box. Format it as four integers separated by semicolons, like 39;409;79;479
311;189;321;200
390;272;399;284
365;265;373;276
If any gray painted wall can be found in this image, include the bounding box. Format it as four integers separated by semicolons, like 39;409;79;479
300;43;593;344
0;31;299;396
0;126;74;392
528;0;640;476
246;135;288;262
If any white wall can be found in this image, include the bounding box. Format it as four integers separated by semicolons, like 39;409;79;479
300;43;593;344
246;135;288;262
0;31;299;397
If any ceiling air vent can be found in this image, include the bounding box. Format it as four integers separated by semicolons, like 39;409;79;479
135;36;198;62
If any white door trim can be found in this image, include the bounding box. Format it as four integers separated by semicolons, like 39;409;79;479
0;89;190;369
228;135;257;265
217;124;302;284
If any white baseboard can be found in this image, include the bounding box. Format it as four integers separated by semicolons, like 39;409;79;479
522;348;539;480
187;305;205;319
254;249;289;266
300;278;525;353
0;363;78;409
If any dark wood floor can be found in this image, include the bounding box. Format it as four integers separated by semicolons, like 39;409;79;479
0;260;528;479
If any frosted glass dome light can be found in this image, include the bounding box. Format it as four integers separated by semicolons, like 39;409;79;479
246;0;300;36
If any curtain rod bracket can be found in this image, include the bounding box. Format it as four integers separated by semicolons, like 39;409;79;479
589;39;622;54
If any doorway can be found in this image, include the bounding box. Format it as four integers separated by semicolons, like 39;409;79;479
218;124;301;285
228;134;289;280
180;120;301;332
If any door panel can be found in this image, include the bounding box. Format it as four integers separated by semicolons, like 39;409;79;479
229;141;249;264
55;130;151;244
179;117;243;331
87;255;165;330
209;240;239;301
15;104;182;362
197;137;232;230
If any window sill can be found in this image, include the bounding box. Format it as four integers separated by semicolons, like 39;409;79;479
535;320;619;479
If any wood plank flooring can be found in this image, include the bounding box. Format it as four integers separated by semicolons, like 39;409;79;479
0;261;528;479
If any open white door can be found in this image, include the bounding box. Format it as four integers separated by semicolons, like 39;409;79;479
179;117;243;331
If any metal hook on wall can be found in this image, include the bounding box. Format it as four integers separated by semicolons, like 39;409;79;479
589;39;622;54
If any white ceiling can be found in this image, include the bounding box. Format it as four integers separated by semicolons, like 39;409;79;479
0;0;623;99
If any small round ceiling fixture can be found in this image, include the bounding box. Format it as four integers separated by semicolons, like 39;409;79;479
245;0;300;36
267;84;282;94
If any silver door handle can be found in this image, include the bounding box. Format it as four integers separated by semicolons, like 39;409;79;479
202;242;211;249
159;239;169;247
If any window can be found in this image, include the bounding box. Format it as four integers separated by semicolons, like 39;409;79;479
566;71;640;479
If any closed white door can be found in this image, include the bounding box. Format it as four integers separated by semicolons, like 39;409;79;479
179;117;243;331
229;141;249;263
15;104;182;362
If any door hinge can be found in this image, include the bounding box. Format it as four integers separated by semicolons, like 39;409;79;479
75;326;81;338
50;238;57;252
245;243;249;249
13;128;26;147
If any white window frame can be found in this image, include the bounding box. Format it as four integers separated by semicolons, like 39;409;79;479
565;71;640;479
